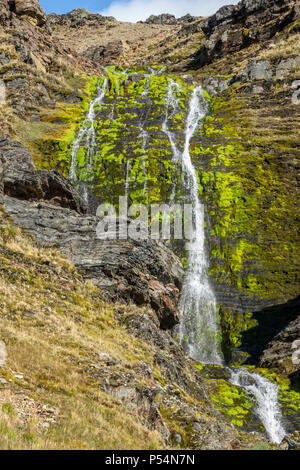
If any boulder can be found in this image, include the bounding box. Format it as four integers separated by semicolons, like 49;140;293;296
234;60;273;83
246;60;273;81
0;135;87;214
203;76;229;95
0;80;6;105
14;0;46;26
0;340;6;370
276;56;300;79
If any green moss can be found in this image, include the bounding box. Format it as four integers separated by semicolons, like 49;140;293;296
208;378;253;428
248;367;300;418
29;74;99;173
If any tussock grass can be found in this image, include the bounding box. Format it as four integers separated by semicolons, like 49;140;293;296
0;211;166;450
257;32;300;61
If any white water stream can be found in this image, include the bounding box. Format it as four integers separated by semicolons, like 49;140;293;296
161;79;286;443
230;368;286;444
162;81;223;364
69;77;107;200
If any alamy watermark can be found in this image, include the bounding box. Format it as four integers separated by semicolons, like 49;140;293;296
96;196;199;242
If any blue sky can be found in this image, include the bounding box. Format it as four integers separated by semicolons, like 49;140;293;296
41;1;111;14
41;0;239;22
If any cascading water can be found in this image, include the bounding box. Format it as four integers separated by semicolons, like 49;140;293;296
162;79;286;443
230;369;286;444
138;126;148;195
69;77;107;200
178;87;224;365
162;80;181;162
162;81;223;364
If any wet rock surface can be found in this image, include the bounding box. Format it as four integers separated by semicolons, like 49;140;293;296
240;296;300;382
259;306;300;385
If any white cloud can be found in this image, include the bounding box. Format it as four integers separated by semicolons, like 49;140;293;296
100;0;239;23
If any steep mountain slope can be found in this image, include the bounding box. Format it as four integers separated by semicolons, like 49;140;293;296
43;0;300;373
0;138;280;451
0;0;300;450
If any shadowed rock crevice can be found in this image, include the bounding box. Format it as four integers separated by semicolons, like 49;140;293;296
240;296;300;382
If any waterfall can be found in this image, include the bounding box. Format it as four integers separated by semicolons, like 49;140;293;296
69;77;107;200
230;369;286;444
162;80;181;162
69;70;287;445
138;126;148;195
162;79;286;443
162;81;223;364
125;158;130;200
179;87;224;365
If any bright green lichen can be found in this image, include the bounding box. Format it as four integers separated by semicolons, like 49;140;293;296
208;378;253;427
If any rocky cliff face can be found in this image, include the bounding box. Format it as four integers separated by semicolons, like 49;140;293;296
0;0;46;25
0;135;87;213
0;132;277;450
0;136;183;329
191;0;300;68
13;0;46;25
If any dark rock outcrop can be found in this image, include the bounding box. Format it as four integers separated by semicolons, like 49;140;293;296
82;41;124;64
191;0;299;67
3;195;184;329
240;296;300;374
47;9;116;27
258;298;300;385
141;13;199;26
13;0;46;25
142;13;199;25
143;14;178;25
0;135;87;214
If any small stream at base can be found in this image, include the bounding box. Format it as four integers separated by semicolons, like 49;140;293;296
230;368;286;444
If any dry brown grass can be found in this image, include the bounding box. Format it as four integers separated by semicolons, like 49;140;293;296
257;32;300;61
0;211;166;449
